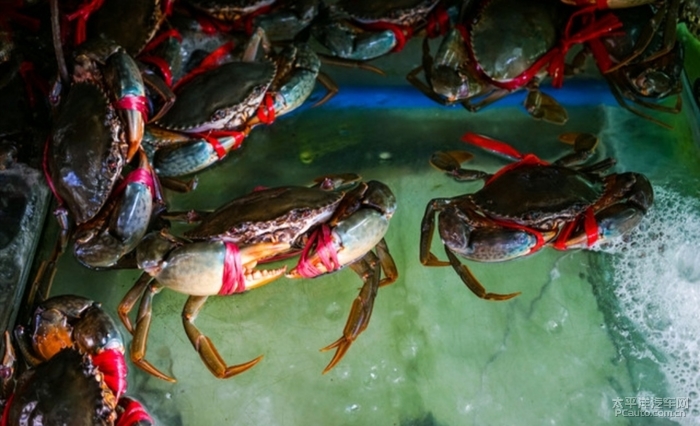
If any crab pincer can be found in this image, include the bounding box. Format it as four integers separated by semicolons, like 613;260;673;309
119;231;289;382
287;181;398;373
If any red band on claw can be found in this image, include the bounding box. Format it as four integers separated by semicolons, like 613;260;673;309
92;348;128;400
114;95;149;120
256;93;276;124
220;242;246;295
359;21;412;53
295;224;340;278
66;0;105;45
116;398;153;426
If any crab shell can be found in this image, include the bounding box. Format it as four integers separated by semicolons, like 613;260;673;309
336;0;440;26
468;163;604;231
185;186;344;245
153;60;276;133
87;0;165;56
7;348;117;426
470;0;568;81
49;82;127;225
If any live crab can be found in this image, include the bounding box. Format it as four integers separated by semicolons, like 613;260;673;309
420;132;653;300
118;175;398;382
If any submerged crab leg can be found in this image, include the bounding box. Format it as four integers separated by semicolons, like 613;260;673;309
321;239;397;373
182;295;264;379
420;198;453;267
129;279;175;382
443;247;520;301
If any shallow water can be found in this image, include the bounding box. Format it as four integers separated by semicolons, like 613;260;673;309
37;43;700;425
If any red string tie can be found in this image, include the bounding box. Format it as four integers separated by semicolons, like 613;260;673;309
359;21;413;53
66;0;104;45
256;92;275;124
92;348;128;400
220;241;246;295
425;3;450;38
295;224;341;278
172;41;235;91
114;95;149;121
116;398;154;426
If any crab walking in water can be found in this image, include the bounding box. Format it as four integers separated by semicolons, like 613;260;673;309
119;177;398;382
420;132;653;300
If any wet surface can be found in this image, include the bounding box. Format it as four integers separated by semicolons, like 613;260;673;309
24;31;700;426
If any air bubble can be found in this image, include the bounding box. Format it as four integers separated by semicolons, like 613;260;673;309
602;188;700;426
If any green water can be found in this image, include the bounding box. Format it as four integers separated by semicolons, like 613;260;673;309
34;38;700;425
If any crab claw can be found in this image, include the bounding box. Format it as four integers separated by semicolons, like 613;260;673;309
287;209;391;279
238;242;291;290
123;108;145;162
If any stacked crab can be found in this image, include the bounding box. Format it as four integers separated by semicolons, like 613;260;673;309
0;0;407;390
407;0;698;128
1;295;153;426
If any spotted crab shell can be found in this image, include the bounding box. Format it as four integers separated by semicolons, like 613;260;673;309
185;186;344;245
470;0;567;82
470;164;604;229
336;0;440;26
154;60;276;132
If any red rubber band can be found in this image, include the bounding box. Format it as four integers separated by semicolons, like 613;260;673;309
491;219;546;255
141;28;182;55
220;242;246;295
139;55;174;87
172;41;235;91
359;21;412;53
295;224;340;278
112;167;156;199
461;132;525;160
116;398;153;426
114;95;149;120
92;349;128;400
66;0;104;45
584;207;599;246
256;92;275;124
425;3;450;38
553;218;578;250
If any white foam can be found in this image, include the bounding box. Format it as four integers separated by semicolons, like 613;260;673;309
598;186;700;423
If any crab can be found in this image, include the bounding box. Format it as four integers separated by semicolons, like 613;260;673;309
406;0;623;124
420;132;653;300
311;0;455;61
1;295;153;425
145;28;333;177
566;0;699;69
571;4;684;128
118;176;398;382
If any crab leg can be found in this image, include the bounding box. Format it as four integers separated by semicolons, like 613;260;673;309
129;280;175;382
320;241;399;374
182;295;263;379
444;247;520;301
118;272;154;334
420;198;453;267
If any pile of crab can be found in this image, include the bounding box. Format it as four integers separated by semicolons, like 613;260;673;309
408;0;699;127
0;0;690;418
